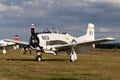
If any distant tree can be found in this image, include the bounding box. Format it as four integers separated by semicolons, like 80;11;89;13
95;43;120;49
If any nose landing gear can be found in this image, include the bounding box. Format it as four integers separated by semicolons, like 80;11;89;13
35;52;42;62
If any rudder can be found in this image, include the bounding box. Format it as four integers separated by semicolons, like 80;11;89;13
86;23;95;41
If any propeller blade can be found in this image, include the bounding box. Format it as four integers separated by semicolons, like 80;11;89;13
21;45;30;54
31;24;35;36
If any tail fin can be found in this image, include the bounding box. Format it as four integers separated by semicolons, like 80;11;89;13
13;35;19;49
86;23;95;41
13;35;19;41
77;23;95;42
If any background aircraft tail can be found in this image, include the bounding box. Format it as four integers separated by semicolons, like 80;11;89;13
13;35;19;49
13;35;19;41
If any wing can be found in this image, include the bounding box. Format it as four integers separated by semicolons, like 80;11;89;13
54;37;115;51
4;39;29;45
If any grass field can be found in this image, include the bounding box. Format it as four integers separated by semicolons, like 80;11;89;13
0;49;120;80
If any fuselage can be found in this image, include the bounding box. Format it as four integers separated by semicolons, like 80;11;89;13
37;32;77;51
29;24;96;55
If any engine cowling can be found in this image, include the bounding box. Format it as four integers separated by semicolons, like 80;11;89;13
29;34;39;49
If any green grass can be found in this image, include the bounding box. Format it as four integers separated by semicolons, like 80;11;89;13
0;49;120;80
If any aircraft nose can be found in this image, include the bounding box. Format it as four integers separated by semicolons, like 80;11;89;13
29;34;40;48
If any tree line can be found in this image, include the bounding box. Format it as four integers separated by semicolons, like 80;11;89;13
95;43;120;49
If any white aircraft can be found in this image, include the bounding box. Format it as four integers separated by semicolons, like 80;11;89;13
0;35;19;54
5;23;115;62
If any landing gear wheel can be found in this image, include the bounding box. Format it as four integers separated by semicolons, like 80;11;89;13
69;48;77;62
70;54;75;62
36;55;42;62
3;47;6;54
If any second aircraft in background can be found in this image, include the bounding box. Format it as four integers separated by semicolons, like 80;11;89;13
0;35;19;54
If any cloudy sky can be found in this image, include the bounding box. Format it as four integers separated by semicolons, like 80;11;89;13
0;0;120;42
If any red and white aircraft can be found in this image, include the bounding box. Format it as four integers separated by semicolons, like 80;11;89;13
0;35;19;54
5;23;115;62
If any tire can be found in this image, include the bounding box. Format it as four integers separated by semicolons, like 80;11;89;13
36;55;42;62
70;54;75;62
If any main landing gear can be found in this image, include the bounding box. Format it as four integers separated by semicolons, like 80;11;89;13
70;48;77;62
3;46;6;54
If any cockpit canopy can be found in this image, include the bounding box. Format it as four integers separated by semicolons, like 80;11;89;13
42;27;66;34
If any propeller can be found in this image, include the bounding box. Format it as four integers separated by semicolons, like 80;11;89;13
29;24;39;49
21;24;41;54
21;45;28;54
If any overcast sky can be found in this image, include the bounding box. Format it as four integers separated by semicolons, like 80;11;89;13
0;0;120;42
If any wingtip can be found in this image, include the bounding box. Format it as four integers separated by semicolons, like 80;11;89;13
106;37;116;41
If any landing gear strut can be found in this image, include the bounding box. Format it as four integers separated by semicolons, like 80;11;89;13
70;48;77;62
3;46;6;54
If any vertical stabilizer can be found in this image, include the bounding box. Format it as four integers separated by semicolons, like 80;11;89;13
14;35;19;41
86;23;95;41
77;23;95;42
